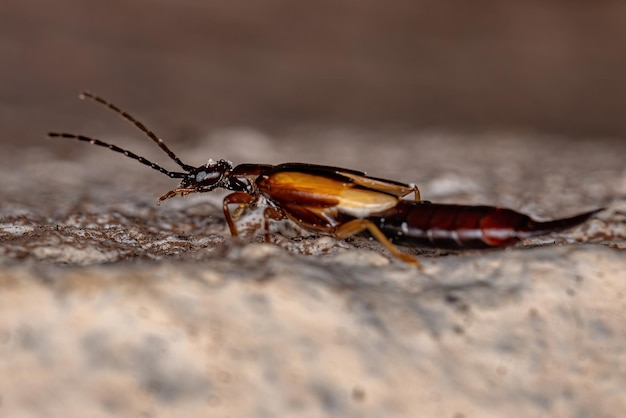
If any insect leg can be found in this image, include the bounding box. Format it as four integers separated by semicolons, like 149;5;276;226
263;207;285;242
406;184;421;201
222;192;256;236
333;219;420;266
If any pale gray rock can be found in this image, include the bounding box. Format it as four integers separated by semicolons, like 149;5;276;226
1;246;625;417
1;131;625;417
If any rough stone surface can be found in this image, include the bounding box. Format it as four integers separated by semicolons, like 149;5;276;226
0;245;625;418
1;129;625;417
3;3;626;416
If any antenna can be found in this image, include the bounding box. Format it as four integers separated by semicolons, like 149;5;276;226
79;91;194;171
48;132;187;179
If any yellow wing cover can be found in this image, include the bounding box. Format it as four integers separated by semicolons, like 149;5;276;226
256;164;411;220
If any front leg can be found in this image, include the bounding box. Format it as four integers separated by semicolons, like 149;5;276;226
222;192;256;236
223;193;286;242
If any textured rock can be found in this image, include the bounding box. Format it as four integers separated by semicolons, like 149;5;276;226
1;132;625;417
1;245;625;417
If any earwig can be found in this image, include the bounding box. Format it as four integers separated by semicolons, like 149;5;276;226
48;92;602;265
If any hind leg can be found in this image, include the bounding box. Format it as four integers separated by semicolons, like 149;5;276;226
333;219;420;266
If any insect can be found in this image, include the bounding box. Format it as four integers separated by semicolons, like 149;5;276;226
48;92;602;265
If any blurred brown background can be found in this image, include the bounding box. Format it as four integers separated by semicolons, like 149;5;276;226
2;0;626;148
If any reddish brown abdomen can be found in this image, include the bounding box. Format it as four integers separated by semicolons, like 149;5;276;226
369;201;600;249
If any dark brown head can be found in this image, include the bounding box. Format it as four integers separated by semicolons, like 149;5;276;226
158;159;236;202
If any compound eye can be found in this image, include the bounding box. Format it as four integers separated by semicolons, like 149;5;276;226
196;170;221;185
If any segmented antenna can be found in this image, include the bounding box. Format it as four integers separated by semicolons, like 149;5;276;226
48;132;187;179
79;91;194;172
